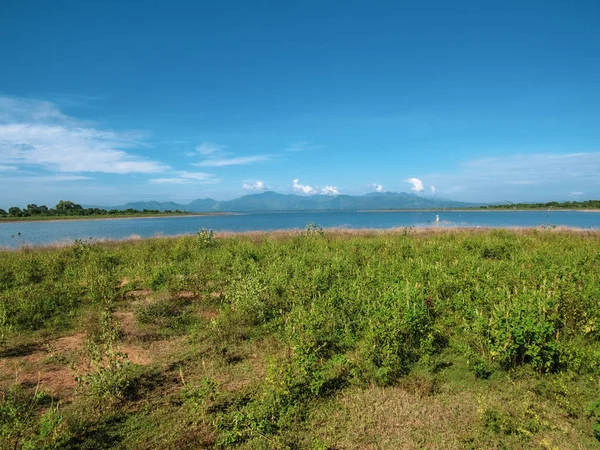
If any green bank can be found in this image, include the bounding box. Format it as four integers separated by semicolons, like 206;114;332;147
1;228;599;449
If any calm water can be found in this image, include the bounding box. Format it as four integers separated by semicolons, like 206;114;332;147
1;210;598;248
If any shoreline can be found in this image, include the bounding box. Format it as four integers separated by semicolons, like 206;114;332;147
358;208;600;213
2;208;599;223
0;212;240;223
2;225;599;251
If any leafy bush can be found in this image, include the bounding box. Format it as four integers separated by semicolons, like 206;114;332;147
477;297;562;373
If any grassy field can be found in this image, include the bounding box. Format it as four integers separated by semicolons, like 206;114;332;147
1;227;599;449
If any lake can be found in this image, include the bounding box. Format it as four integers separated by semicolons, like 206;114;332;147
1;210;598;248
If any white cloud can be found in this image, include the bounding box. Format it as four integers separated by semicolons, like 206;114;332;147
0;165;17;171
191;142;273;167
177;171;215;181
195;142;225;156
370;183;383;192
292;178;317;195
0;97;168;174
321;186;340;195
430;185;436;194
149;171;219;185
149;178;189;184
243;181;268;191
0;96;69;123
193;155;271;167
405;177;424;192
570;191;584;196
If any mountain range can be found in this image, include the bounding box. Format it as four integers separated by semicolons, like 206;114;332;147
97;191;478;212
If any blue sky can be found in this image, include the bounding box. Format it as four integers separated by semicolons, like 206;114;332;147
1;0;599;208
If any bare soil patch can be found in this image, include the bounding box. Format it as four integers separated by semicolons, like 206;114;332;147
0;333;85;397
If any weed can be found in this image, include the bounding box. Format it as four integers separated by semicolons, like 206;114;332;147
0;383;66;450
75;309;135;404
303;222;324;237
196;228;214;248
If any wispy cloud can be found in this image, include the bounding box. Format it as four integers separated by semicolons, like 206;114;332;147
463;153;600;183
507;180;539;185
193;155;272;167
0;96;70;123
292;178;317;195
194;142;226;156
177;171;215;181
570;191;584;196
0;165;17;171
430;185;436;194
149;178;189;184
242;181;268;191
0;174;91;182
425;152;600;201
150;171;219;184
189;141;273;167
0;96;168;174
405;177;424;192
285;141;326;152
369;183;383;192
321;186;340;195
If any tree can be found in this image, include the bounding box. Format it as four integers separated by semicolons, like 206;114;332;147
26;204;40;215
0;209;7;217
55;200;82;212
8;207;22;217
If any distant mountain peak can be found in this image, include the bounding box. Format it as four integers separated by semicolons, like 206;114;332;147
98;191;477;212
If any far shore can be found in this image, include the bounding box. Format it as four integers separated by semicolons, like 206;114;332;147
3;208;599;223
358;208;600;213
0;212;241;223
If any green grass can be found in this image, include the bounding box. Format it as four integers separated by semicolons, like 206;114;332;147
1;228;600;449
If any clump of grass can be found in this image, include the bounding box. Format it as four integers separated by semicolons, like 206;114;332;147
136;298;194;335
0;384;67;449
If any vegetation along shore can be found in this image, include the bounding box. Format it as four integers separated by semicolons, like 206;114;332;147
1;199;599;222
1;227;599;448
0;201;233;222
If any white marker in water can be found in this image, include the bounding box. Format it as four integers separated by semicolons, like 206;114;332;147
436;214;440;225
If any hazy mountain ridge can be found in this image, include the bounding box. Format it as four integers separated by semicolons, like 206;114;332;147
98;191;477;212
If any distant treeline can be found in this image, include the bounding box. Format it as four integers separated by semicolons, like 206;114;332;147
0;200;187;218
480;200;600;210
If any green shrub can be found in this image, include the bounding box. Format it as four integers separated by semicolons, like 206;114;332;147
476;296;562;373
354;296;438;386
196;228;214;248
76;309;136;403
